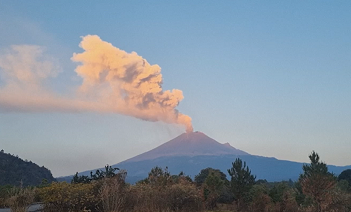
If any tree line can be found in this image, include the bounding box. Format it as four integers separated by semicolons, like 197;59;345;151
1;151;351;212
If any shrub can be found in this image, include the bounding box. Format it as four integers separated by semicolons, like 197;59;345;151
130;177;203;212
6;187;36;212
165;183;203;212
38;182;99;212
99;175;128;212
0;185;13;208
129;183;164;212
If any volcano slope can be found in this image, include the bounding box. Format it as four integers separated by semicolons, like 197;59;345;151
69;132;351;184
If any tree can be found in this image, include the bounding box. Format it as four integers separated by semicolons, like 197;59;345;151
299;151;336;212
171;171;193;184
269;182;290;203
227;158;256;208
194;168;227;185
202;171;225;209
195;168;232;207
91;165;119;180
71;165;119;184
338;169;351;188
146;166;172;186
72;172;91;184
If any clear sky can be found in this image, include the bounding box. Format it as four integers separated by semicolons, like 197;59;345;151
0;1;350;177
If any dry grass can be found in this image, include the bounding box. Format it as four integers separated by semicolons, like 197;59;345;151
6;187;36;212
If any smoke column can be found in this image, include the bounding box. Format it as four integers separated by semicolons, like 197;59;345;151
72;35;193;132
0;35;193;132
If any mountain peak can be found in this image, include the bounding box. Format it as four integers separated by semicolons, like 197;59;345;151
125;132;249;162
223;142;232;147
174;131;212;143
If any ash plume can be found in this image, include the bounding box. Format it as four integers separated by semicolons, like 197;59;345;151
0;35;193;132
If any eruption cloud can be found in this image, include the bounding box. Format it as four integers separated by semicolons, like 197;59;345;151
0;35;193;132
72;35;193;132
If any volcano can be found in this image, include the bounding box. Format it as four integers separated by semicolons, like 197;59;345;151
61;131;351;184
126;131;248;162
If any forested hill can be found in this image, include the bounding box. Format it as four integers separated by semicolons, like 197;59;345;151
0;150;55;186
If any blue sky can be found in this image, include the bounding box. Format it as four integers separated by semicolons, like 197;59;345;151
0;1;350;177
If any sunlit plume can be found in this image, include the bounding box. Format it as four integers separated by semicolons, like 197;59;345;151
72;35;193;132
0;35;193;132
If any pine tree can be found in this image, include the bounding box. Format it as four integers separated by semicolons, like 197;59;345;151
299;151;336;212
227;158;256;208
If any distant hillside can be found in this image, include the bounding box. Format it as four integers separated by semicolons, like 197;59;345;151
0;150;55;186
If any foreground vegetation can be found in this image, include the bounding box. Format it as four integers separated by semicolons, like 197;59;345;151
1;151;351;212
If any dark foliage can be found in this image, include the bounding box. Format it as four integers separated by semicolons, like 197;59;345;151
338;169;351;186
194;167;227;185
228;158;256;209
0;150;55;186
71;165;120;184
228;158;256;198
195;167;233;207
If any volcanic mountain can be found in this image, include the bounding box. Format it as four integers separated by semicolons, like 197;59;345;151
62;131;351;183
126;131;248;162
